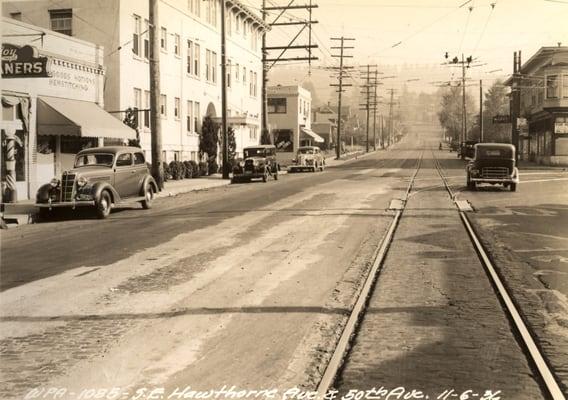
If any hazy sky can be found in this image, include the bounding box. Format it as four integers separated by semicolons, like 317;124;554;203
246;0;568;92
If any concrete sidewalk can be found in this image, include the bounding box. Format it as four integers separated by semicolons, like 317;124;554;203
518;160;568;171
157;174;231;198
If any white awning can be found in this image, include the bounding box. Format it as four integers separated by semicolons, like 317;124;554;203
37;96;136;140
300;127;325;143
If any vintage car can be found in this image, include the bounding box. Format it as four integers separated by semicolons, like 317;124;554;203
232;145;279;183
36;146;158;219
449;141;460;152
288;146;325;173
466;143;519;191
459;140;478;159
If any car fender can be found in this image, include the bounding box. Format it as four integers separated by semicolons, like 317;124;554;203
139;175;158;196
36;183;53;203
91;182;121;204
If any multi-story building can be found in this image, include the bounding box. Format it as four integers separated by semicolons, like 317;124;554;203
2;0;267;163
506;46;568;165
1;17;135;201
267;85;323;164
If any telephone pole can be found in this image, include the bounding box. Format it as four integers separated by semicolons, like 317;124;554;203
511;50;522;160
262;1;319;137
220;0;229;179
387;89;395;147
479;79;484;142
330;37;354;159
149;0;163;189
373;69;378;151
359;64;378;153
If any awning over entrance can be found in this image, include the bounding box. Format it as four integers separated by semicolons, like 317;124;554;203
37;96;136;140
300;127;324;143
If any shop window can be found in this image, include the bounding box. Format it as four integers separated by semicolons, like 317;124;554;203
268;98;287;113
60;137;97;154
50;9;72;36
546;75;559;99
563;75;568;98
273;129;293;152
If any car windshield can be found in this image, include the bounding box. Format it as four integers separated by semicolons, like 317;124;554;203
477;148;513;159
74;153;114;168
299;148;315;154
244;148;265;158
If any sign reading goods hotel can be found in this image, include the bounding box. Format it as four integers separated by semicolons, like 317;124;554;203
1;44;51;78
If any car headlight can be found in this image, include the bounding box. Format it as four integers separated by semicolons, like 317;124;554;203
253;160;259;166
239;161;245;168
77;176;88;187
50;178;60;187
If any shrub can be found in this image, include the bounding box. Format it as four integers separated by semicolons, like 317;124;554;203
183;161;193;178
169;161;185;180
198;161;208;176
208;160;219;175
162;161;171;181
188;160;199;178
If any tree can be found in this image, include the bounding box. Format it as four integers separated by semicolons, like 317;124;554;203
199;116;219;161
123;107;140;147
482;80;511;143
438;86;476;142
227;126;237;166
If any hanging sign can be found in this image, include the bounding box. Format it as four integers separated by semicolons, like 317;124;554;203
1;44;51;78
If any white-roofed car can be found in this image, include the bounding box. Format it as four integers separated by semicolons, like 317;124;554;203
288;146;325;173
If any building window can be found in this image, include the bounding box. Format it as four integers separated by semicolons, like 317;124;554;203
227;10;232;36
134;88;142;128
194;43;201;77
253;72;257;97
563;75;568;98
235;63;240;81
160;27;167;51
236;15;240;34
205;50;211;81
133;15;141;56
243;66;247;86
194;102;200;132
160;94;167;116
249;70;253;96
546;75;559;99
187;40;193;74
174;34;181;56
268;98;287;113
189;0;201;16
212;51;217;83
144;91;150;128
187;100;194;133
243;20;247;39
174;97;180;119
227;59;232;88
49;9;73;36
144;20;150;59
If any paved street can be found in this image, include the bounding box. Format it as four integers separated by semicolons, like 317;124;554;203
1;126;567;399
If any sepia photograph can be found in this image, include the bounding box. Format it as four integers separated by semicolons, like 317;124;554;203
1;0;567;399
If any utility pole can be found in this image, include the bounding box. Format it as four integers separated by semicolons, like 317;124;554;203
479;79;483;142
461;54;467;143
359;64;378;153
262;1;319;140
330;37;354;159
511;50;521;160
373;69;378;151
388;89;394;147
149;0;163;189
220;0;229;179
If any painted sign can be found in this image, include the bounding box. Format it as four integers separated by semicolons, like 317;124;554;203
1;44;51;78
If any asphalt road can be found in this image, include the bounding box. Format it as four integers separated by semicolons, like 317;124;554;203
1;126;566;398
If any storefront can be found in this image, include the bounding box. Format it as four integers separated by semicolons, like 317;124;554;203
528;111;568;166
1;18;135;201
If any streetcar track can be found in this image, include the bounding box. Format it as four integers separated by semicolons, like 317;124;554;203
316;151;425;397
432;151;566;400
315;148;566;400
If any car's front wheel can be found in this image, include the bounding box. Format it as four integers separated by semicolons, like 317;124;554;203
96;190;112;219
141;184;154;209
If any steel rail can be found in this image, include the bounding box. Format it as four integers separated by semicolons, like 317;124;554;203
432;151;566;400
316;151;424;398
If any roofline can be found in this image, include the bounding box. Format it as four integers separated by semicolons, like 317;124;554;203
225;0;270;32
504;46;568;85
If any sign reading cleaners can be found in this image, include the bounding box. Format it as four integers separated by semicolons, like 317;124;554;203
1;44;51;78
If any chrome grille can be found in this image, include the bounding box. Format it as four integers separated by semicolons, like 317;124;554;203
481;167;509;179
60;173;76;202
245;160;255;171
